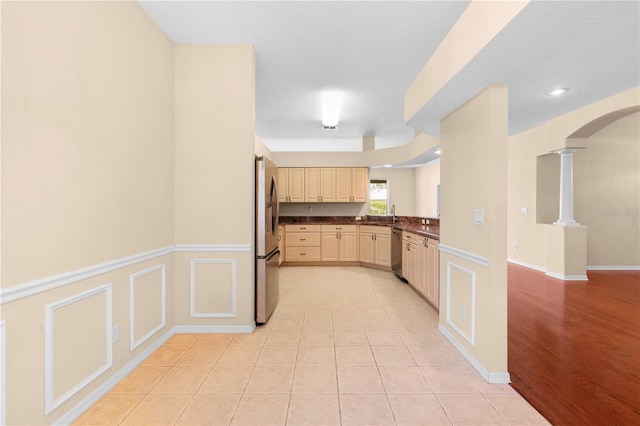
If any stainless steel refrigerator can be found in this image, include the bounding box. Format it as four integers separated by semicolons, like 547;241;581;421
255;156;280;324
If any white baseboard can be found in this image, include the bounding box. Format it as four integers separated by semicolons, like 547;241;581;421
437;324;510;384
545;271;588;281
53;328;176;426
507;258;546;273
175;324;256;334
587;265;640;271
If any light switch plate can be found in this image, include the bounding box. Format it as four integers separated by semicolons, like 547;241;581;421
473;209;484;226
521;207;528;214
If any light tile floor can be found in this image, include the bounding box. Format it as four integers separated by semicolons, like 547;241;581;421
73;266;550;425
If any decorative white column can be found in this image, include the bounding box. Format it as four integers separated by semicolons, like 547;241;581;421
553;148;581;226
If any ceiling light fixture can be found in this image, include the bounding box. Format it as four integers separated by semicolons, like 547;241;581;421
322;91;342;129
547;88;569;96
435;149;441;154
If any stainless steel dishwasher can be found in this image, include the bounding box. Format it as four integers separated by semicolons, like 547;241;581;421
391;227;404;280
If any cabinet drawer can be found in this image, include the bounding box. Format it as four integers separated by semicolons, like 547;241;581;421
402;231;420;241
285;232;321;246
321;224;357;232
286;247;321;261
286;224;321;233
359;225;391;235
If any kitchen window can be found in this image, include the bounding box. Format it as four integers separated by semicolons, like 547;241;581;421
369;179;388;215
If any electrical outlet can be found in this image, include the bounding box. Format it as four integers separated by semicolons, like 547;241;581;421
460;305;466;321
112;324;120;343
355;216;362;221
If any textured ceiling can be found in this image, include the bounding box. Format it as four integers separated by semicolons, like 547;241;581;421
138;0;640;164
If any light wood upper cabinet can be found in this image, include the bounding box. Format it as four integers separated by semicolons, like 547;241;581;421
279;168;304;203
306;167;337;202
280;167;366;203
304;168;321;202
351;167;369;202
278;168;289;203
320;168;337;202
336;168;353;202
337;167;368;202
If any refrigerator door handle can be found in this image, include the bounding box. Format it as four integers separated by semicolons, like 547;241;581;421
270;175;279;236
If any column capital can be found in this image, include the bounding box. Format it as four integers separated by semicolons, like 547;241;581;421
551;147;583;155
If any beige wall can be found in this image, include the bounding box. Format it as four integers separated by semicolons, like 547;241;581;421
507;88;640;271
173;44;256;327
574;112;640;267
0;2;176;424
440;85;508;379
507;126;549;269
415;160;440;217
174;44;255;245
1;1;175;287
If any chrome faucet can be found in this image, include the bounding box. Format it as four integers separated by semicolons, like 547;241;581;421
390;204;396;224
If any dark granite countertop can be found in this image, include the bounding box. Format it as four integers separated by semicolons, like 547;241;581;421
280;215;440;240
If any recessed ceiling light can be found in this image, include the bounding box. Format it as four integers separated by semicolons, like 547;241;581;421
547;88;569;96
383;164;392;168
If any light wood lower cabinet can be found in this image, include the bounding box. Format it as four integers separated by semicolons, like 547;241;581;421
402;233;420;289
425;239;440;308
401;231;440;309
284;224;321;261
359;225;391;267
278;225;284;265
321;225;357;261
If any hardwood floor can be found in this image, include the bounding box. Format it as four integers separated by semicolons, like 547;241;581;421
508;264;640;425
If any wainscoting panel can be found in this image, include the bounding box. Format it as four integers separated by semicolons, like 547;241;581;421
44;284;113;414
445;261;476;346
129;264;166;351
190;259;237;318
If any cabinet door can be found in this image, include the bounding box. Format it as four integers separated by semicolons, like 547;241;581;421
417;239;429;295
359;233;374;264
409;242;420;288
402;241;410;280
278;169;289;202
336;168;353;202
375;233;391;266
426;240;440;308
304;168;321;202
288;168;305;202
339;232;358;261
321;232;340;261
278;225;285;264
351;167;369;202
320;168;336;202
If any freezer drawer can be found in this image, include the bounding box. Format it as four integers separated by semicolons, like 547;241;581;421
256;250;280;324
